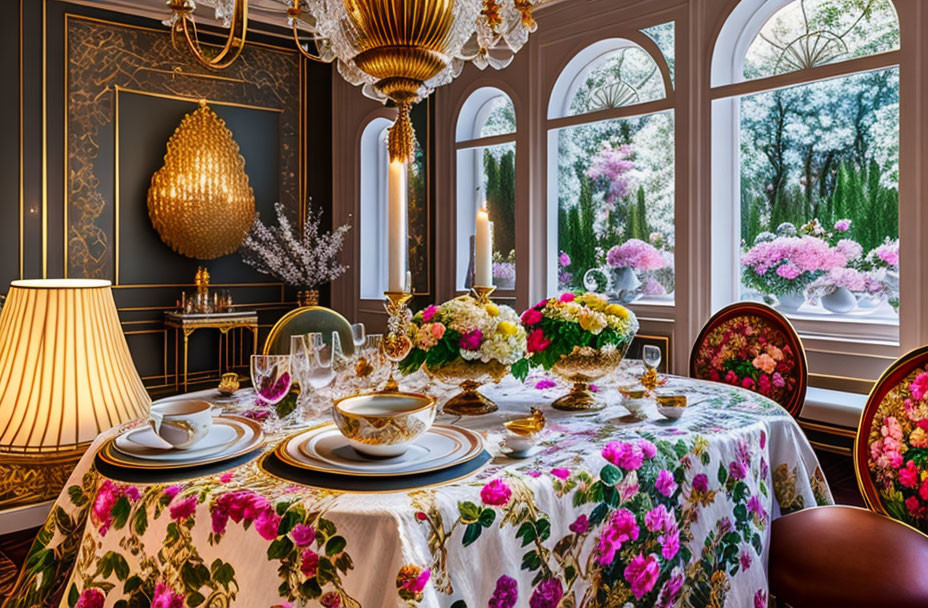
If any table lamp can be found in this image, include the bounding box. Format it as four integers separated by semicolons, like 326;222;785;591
0;279;151;509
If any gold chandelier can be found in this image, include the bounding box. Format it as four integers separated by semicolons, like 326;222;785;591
148;100;256;259
167;0;541;162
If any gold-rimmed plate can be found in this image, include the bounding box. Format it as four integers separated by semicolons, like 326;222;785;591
276;423;485;478
98;415;265;470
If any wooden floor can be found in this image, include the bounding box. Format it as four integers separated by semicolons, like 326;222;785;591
0;448;867;604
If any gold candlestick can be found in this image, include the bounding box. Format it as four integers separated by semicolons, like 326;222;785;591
380;290;413;392
470;285;496;305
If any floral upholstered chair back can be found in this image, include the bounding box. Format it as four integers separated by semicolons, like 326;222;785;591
689;302;808;417
857;348;928;534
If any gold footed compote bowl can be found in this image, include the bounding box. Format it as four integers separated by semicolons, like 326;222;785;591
550;344;627;411
428;358;508;416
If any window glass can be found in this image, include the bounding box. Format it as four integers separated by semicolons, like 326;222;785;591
641;21;675;85
555;111;675;300
739;68;899;316
480;96;517;138
743;0;899;80
567;45;666;116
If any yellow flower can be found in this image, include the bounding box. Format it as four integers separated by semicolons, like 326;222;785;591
578;309;607;333
485;303;500;317
605;304;629;319
911;427;928;449
498;321;517;336
580;292;607;311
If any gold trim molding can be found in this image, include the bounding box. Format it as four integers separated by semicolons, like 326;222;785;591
64;13;302;280
0;446;87;509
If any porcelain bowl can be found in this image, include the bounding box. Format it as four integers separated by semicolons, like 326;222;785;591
332;392;437;457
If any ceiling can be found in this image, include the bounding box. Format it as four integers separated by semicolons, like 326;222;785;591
72;0;295;32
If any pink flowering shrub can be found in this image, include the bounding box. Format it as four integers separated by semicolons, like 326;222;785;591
606;239;667;272
741;235;847;296
585;142;634;206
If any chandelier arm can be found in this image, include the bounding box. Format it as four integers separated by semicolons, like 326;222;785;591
288;0;329;63
170;0;249;70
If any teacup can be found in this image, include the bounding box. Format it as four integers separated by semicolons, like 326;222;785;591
149;400;213;449
332;393;436;457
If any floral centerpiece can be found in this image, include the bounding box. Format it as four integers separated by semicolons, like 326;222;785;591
741;232;847;310
866;368;928;529
399;296;528;415
599;239;668;304
520;292;638;411
239;201;350;307
691;315;799;406
805;267;867;313
854;238;899;311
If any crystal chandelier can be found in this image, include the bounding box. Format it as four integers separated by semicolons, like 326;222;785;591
167;0;540;161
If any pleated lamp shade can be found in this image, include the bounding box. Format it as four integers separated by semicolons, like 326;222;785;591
0;279;150;453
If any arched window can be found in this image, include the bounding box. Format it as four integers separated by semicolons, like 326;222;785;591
547;30;675;302
359;117;391;299
712;0;900;329
455;88;517;291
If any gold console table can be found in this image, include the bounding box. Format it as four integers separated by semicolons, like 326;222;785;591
164;311;259;392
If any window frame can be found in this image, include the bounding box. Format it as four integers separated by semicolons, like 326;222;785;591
455;87;519;296
545;34;677;308
710;0;903;388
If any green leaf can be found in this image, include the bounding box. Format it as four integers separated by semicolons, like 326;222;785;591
733;503;748;523
478;508;496;528
275;393;298;419
458;501;481;524
267;537;294;560
325;536;347;556
717;463;728;486
299;578;323;599
113;554;130;581
67;486;87;507
510;359;530;382
600;464;622;486
111;496;131;530
462;523;483;546
535;518;551;542
316;517;337;538
68;584;79;607
589;503;609;525
210;560;236;588
516;521;536;547
124;575;142;594
521;549;541;571
450;601;468;608
187;592;205;607
732;481;750;502
277;510;301;536
132;507;147;536
317;557;337;584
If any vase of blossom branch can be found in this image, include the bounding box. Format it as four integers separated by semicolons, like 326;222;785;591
239;201;351;307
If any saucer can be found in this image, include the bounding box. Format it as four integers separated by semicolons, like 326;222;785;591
115;422;239;460
99;416;264;470
277;423;484;477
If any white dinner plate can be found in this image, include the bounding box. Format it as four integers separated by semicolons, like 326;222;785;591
277;423;485;477
114;422;240;461
98;415;265;470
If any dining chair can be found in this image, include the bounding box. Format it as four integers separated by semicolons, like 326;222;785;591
689;302;807;417
769;505;928;608
263;305;355;357
855;345;928;534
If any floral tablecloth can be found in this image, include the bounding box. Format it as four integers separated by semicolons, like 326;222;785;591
4;370;831;608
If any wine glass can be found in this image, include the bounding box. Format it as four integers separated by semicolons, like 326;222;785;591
643;344;662;371
351;323;366;352
250;354;292;405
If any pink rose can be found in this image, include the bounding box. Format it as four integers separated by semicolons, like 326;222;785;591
906;495;922;515
551;468;570;480
300;549;319;577
602;441;643;470
152;583;184;608
624;553;660;598
75;589;105;608
661;529;680;559
163;485;181;499
169;496;197;521
597;508;639;565
219;472;234;483
254;508;282;541
911;372;928;401
526;328;551;353
644;505;674;533
535;379;556;390
639;439;657;459
481;479;512;506
521;308;543;325
834;219;851;232
422;305;438;322
291;523;316;546
692;474;709;494
321;592;342;608
754;590;768;608
459;329;483;351
569;514;590;534
900;460;920;488
724;370;738;384
655;470;677;497
560;292;576;303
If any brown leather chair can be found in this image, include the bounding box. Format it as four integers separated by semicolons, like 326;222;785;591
769;505;928;607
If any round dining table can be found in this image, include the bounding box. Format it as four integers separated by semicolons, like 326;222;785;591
5;365;831;608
